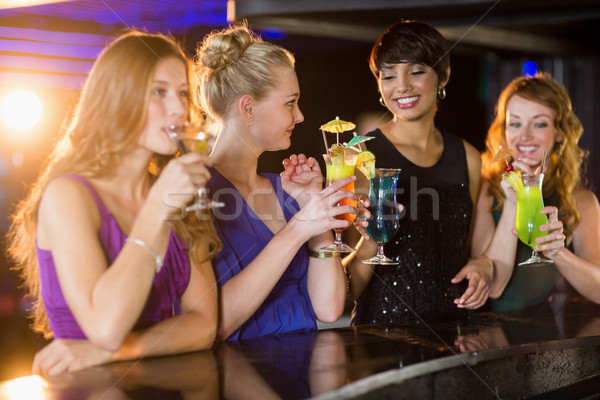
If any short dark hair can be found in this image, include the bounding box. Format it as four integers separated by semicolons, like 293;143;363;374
369;20;450;84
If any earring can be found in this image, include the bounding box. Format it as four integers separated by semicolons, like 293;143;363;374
438;87;447;99
248;117;254;127
379;97;385;107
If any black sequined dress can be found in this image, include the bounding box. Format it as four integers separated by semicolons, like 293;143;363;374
352;129;472;326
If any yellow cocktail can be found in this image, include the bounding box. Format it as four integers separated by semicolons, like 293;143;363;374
320;153;358;254
325;161;357;226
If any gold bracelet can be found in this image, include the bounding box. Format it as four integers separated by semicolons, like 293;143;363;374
308;248;340;259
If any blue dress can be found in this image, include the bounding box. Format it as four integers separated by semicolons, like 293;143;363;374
207;168;317;341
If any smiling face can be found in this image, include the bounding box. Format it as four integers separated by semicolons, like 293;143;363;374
505;94;561;163
378;62;443;122
251;66;304;151
137;57;189;155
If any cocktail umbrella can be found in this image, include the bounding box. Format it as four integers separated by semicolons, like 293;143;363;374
492;145;517;164
320;116;356;150
320;116;356;133
345;134;374;152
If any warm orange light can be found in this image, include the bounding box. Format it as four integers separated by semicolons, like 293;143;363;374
0;0;72;9
1;89;43;131
0;375;45;399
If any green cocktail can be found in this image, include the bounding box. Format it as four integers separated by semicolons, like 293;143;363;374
516;185;548;247
515;173;553;266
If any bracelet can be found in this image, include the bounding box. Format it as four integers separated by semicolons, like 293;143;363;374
308;248;340;259
126;237;163;273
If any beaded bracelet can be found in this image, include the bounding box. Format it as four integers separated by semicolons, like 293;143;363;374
307;248;340;259
126;237;163;273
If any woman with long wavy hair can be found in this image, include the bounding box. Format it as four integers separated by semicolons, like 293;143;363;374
7;30;220;375
471;72;600;311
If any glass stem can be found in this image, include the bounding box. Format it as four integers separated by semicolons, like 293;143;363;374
376;245;386;259
334;231;343;244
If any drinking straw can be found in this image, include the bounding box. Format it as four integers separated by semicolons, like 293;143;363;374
321;129;329;154
540;149;547;174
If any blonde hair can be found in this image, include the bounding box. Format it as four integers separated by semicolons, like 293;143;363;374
482;72;586;238
7;30;220;338
195;22;295;121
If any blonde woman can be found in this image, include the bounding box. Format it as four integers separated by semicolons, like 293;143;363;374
472;72;600;311
7;31;219;375
196;24;362;341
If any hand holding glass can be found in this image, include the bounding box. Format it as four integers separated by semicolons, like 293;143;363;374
318;154;358;254
515;173;553;266
167;122;224;211
362;168;401;265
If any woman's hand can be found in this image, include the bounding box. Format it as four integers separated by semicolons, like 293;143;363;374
536;205;565;259
452;255;493;309
32;339;113;376
501;156;542;204
292;175;358;241
499;178;517;204
352;194;371;239
151;152;212;218
281;154;323;208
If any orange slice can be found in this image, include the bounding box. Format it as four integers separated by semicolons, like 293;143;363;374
355;150;376;179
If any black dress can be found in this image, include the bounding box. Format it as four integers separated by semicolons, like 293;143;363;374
352;129;472;325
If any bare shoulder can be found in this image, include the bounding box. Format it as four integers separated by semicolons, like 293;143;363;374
573;187;600;214
41;176;97;212
462;140;482;167
38;176;101;242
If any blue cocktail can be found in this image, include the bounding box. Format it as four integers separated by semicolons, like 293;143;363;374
363;168;401;265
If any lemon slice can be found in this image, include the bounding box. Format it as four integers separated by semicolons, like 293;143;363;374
503;170;523;192
355;150;376;179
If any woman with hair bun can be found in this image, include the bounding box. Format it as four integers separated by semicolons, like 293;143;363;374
472;72;600;311
197;23;364;341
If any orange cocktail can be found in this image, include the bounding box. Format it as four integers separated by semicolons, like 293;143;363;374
325;156;357;228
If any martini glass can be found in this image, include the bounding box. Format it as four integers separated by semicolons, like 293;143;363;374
362;168;401;265
167;122;224;211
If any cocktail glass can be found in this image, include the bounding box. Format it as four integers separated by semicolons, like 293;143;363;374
167;122;224;211
319;153;358;254
362;168;401;265
516;173;553;266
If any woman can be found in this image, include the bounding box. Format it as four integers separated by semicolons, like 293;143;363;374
196;23;360;341
472;72;600;311
7;31;219;375
347;20;492;326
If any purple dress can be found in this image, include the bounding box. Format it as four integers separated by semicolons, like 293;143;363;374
36;174;191;339
207;168;317;341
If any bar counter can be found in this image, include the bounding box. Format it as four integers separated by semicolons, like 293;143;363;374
1;294;599;399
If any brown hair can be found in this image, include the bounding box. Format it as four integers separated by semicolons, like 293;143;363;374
482;72;586;238
7;30;220;338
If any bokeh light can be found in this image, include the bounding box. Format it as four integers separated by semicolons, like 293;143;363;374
0;375;45;400
1;89;43;131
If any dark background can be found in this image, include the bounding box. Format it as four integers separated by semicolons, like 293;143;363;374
1;0;599;381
